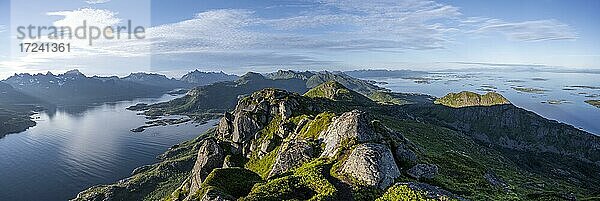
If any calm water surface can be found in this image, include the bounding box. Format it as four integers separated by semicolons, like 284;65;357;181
370;71;600;135
0;94;216;201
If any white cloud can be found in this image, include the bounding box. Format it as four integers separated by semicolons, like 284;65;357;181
1;0;581;75
85;0;111;4
47;8;121;28
0;24;6;33
1;8;150;73
471;19;577;41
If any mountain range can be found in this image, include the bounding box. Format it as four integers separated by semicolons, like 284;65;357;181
0;69;239;137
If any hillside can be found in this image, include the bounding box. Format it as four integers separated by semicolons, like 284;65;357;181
303;81;373;104
128;71;435;127
75;83;600;201
0;81;46;137
128;72;309;122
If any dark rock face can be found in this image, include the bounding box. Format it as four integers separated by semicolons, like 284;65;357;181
338;143;400;189
407;164;438;180
269;141;315;178
319;110;382;158
394;144;418;166
189;138;225;194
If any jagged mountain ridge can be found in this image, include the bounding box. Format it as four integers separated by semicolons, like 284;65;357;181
75;81;600;201
2;69;239;106
180;70;239;85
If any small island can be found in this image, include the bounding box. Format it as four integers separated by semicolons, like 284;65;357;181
512;87;547;94
434;91;511;108
0;109;37;138
585;100;600;108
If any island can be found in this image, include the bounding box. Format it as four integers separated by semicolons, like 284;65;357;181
585;100;600;108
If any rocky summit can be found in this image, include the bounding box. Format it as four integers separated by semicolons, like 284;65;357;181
74;81;600;201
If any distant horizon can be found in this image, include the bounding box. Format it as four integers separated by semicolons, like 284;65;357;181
2;63;599;81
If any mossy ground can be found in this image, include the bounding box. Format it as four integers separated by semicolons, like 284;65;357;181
200;168;263;198
376;184;437;201
297;112;335;140
245;159;338;201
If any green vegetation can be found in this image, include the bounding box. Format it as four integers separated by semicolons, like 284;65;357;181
377;185;436;201
369;91;408;105
245;159;337;201
304;81;373;105
245;116;284;178
298;112;335;140
200;168;263;198
434;91;510;108
245;147;280;179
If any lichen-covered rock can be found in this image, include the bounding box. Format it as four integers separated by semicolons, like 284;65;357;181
378;182;467;201
189;138;225;195
231;114;261;144
407;164;438;180
319;110;382;158
268;141;315;178
338;143;400;189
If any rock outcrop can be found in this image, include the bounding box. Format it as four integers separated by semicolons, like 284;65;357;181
394;144;418;166
379;182;466;201
215;89;304;157
339;143;401;189
319;110;382;158
269;140;315;178
188;138;225;194
407;164;438;180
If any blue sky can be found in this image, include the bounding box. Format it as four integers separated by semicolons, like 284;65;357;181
0;0;599;78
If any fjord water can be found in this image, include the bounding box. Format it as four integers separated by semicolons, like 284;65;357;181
0;95;216;201
373;71;600;135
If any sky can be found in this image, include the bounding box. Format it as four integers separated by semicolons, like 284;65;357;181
0;0;599;78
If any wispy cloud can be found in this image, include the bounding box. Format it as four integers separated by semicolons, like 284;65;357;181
47;8;121;28
85;0;110;4
448;62;550;68
469;19;577;41
0;24;5;33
